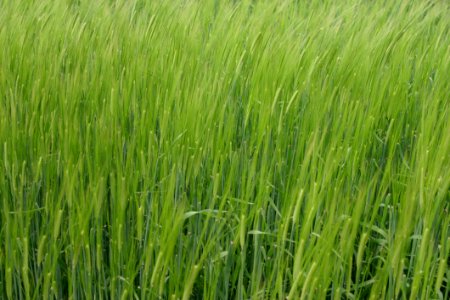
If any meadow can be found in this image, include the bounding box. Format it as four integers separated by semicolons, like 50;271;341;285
0;0;449;299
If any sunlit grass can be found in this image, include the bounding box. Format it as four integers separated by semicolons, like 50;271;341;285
0;0;449;299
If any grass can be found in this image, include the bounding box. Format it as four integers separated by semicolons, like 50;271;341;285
0;0;449;299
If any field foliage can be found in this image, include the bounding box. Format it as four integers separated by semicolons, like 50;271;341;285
0;0;449;299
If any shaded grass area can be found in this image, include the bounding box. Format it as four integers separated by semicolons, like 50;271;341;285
0;0;449;299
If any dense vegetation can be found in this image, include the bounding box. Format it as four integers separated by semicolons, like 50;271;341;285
0;0;449;299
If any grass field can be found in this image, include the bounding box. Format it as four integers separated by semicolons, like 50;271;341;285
0;0;449;299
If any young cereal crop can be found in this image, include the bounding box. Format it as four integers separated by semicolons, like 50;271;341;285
0;0;449;299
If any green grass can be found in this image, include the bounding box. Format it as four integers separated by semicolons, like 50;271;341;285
0;0;449;299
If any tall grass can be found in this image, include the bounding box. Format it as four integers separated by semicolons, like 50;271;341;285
0;0;449;299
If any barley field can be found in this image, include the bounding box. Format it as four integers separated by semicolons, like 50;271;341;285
0;0;449;299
